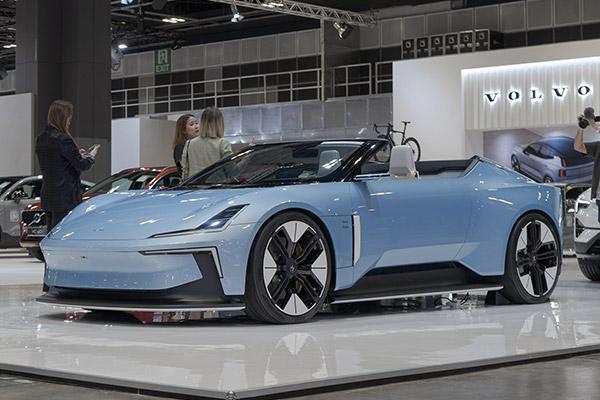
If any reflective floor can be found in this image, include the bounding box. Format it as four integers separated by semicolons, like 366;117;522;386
0;255;599;398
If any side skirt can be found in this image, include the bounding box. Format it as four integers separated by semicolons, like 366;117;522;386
331;262;503;304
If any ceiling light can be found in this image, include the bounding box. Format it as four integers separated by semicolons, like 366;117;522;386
333;21;353;39
117;43;128;49
230;4;244;23
162;17;186;24
2;44;16;49
120;0;136;4
262;1;284;8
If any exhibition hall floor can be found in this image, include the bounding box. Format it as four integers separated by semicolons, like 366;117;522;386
1;251;600;399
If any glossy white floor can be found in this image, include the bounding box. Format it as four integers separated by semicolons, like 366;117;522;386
1;250;600;399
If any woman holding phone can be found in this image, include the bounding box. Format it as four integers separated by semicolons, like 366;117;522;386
36;100;99;229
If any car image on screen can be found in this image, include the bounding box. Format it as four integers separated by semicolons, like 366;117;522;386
511;136;593;183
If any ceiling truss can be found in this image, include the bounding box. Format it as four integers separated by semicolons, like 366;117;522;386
205;0;376;27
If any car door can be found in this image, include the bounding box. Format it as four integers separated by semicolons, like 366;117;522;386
349;145;472;281
2;178;43;238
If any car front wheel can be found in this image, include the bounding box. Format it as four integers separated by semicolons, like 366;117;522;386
244;212;332;324
577;257;600;281
501;213;561;303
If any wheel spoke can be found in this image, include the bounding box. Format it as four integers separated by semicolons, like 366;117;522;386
295;235;321;265
270;231;292;259
295;273;322;304
527;222;542;251
529;265;548;296
269;274;292;304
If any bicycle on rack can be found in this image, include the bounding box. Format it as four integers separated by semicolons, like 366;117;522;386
373;121;421;162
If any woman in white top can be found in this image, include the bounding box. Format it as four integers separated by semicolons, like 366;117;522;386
181;107;233;180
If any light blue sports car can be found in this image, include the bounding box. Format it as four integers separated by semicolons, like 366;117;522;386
38;139;563;323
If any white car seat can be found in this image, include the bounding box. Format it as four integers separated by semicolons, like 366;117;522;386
389;145;417;179
317;150;341;177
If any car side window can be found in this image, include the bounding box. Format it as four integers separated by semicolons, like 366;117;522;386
360;143;392;175
9;180;42;200
527;143;542;156
539;145;555;159
154;173;182;188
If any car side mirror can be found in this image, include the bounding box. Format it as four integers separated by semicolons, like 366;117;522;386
523;149;530;155
11;191;26;203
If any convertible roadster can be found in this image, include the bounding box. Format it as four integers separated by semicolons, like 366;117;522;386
38;139;563;323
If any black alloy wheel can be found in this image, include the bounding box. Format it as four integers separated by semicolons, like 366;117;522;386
511;155;520;171
245;212;331;324
501;213;560;303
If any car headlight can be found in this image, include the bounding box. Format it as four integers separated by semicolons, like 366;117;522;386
575;199;590;213
151;204;248;238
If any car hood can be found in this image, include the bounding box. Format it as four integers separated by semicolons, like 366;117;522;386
48;188;259;240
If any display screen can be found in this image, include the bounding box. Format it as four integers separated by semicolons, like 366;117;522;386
187;141;363;186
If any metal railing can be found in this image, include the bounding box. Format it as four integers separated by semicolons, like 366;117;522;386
112;67;322;117
112;61;393;117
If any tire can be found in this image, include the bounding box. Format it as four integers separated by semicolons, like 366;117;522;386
543;176;553;183
577;257;600;281
244;212;332;324
27;248;45;262
511;155;520;172
500;213;561;303
402;137;421;162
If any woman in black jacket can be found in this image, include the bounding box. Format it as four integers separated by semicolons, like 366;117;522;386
172;114;199;176
36;100;99;229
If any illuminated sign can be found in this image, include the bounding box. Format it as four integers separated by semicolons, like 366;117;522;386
484;84;592;104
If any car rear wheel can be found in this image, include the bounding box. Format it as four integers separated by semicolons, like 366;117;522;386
500;213;561;303
511;155;520;172
577;258;600;281
244;212;332;324
27;248;45;262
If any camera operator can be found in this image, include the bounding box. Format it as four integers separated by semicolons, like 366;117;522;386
574;107;600;199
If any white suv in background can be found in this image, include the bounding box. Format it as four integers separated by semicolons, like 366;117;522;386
575;189;600;280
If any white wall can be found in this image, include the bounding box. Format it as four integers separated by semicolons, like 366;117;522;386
393;38;600;161
111;117;176;174
139;118;176;167
111;118;140;173
0;93;34;175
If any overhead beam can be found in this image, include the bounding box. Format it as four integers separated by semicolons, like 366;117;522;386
204;0;376;27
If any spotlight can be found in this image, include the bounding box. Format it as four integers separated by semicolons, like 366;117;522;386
120;0;136;5
111;45;123;66
333;21;353;39
230;4;244;23
117;43;128;50
171;40;183;50
2;44;16;49
162;17;186;23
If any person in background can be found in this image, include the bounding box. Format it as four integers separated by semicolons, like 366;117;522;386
172;114;200;176
36;100;99;230
181;107;232;180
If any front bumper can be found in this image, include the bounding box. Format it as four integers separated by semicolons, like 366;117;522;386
38;251;244;312
40;222;258;296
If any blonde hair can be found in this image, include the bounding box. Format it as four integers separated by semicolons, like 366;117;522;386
199;107;224;139
172;114;195;149
47;100;74;135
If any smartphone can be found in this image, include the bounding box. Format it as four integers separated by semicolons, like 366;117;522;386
87;144;100;152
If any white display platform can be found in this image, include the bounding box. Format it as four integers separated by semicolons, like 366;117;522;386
0;256;599;399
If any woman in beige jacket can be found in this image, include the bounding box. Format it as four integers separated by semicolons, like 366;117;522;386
181;107;233;180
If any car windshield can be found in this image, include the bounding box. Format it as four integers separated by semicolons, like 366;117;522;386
86;170;160;195
0;178;21;195
187;141;363;186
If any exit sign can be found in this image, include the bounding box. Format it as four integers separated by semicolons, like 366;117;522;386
154;48;172;73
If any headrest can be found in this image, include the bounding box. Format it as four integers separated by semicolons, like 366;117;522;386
317;150;341;177
389;145;417;179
